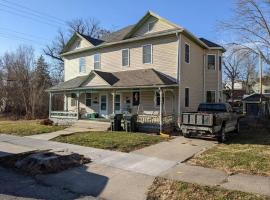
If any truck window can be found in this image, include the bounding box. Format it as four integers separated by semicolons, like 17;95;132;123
198;103;227;112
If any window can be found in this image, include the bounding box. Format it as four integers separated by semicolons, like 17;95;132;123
207;55;216;70
79;57;86;73
219;56;222;71
122;49;129;67
264;89;270;93
71;98;76;107
143;44;152;64
185;88;189;107
206;91;216;103
148;21;156;32
185;43;190;63
114;94;121;111
94;53;101;69
155;91;164;106
132;91;140;106
85;93;91;107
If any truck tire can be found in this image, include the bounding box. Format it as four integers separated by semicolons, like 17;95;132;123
217;127;226;143
183;132;191;138
235;121;240;134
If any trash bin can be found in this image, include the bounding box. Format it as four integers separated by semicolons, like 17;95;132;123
110;114;123;131
123;114;137;132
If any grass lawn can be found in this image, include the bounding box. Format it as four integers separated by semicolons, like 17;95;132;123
53;131;167;152
189;120;270;176
0;120;65;136
147;177;270;200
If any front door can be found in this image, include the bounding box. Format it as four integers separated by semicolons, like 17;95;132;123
99;94;108;118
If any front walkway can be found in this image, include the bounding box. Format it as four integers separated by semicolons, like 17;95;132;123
27;120;111;140
0;134;269;199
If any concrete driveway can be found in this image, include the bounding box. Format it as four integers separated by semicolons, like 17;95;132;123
132;136;216;162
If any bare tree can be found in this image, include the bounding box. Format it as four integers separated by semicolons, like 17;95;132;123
43;18;110;81
220;0;270;64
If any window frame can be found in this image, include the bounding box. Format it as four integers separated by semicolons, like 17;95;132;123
94;53;101;69
85;93;92;107
142;44;152;64
184;43;190;64
206;90;216;103
79;57;86;73
154;91;164;107
148;21;156;32
185;87;189;107
122;48;130;67
114;93;122;113
207;54;216;70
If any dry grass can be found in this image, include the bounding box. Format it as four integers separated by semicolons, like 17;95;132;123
0;120;65;136
189;119;270;176
53;131;168;152
147;177;270;200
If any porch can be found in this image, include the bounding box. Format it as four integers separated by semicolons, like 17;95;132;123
47;69;179;133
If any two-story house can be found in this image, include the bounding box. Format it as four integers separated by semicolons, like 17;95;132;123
48;11;225;131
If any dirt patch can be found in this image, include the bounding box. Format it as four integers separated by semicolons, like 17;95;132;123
0;150;91;175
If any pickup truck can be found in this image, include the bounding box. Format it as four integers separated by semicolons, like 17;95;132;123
180;103;241;143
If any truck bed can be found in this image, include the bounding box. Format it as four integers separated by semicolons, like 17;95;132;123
182;112;214;126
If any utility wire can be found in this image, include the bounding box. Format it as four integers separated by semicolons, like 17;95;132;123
0;32;47;46
0;0;66;24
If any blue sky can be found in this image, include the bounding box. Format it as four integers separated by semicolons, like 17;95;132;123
0;0;235;56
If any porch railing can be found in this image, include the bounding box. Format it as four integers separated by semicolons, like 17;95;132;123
50;111;78;119
136;114;177;132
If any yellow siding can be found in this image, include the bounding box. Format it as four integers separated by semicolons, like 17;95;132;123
82;74;109;87
64;35;178;81
69;38;93;52
133;16;176;37
180;35;205;112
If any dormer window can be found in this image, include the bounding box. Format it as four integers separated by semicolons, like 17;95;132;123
148;21;156;32
75;40;81;49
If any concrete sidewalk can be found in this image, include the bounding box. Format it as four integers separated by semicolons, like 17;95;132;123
27;120;110;140
0;134;269;199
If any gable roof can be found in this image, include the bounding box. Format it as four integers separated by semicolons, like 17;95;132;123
61;11;225;56
123;11;182;39
47;69;177;91
243;93;269;102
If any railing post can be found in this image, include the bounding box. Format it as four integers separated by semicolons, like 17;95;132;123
159;88;163;133
49;92;52;118
77;91;80;120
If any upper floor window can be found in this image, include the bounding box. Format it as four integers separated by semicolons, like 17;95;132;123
185;43;190;64
206;91;216;103
79;57;86;73
185;88;189;107
94;53;101;69
143;44;152;64
208;55;216;70
219;56;222;71
122;49;129;67
148;21;156;32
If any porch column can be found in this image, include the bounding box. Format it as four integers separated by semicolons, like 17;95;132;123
112;90;116;114
159;88;163;133
49;92;52;118
64;92;68;111
77;91;80;120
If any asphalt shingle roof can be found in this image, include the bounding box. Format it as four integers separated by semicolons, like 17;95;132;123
48;69;177;91
199;38;223;48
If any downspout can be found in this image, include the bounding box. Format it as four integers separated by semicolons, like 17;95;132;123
217;51;220;102
176;32;182;127
203;50;206;102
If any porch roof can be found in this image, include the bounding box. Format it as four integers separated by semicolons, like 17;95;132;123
47;68;177;92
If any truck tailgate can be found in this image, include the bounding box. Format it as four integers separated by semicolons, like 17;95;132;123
182;113;213;126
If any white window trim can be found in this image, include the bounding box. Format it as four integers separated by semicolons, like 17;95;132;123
79;57;86;74
207;54;216;70
99;93;108;113
85;93;92;107
142;44;153;64
184;87;190;107
206;90;216;103
122;48;130;67
184;43;190;64
148;20;157;32
94;53;101;69
114;93;122;114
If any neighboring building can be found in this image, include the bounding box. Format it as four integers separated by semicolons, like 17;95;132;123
252;76;270;96
223;80;246;103
48;11;225;130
